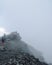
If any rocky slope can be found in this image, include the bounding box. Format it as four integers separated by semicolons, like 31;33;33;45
0;50;48;65
0;32;48;65
1;32;44;61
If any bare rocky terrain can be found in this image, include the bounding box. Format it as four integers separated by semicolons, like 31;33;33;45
0;50;48;65
0;32;49;65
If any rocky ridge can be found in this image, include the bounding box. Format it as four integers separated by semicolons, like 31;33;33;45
0;32;48;65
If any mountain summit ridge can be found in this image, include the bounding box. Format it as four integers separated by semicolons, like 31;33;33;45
0;32;48;65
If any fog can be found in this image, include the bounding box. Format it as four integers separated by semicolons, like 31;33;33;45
0;0;52;63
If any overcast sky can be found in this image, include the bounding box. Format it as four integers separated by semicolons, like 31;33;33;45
0;0;52;63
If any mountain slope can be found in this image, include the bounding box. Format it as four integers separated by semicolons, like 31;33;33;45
0;32;48;65
0;50;48;65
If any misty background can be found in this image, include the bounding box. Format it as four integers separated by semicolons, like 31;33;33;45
0;0;52;63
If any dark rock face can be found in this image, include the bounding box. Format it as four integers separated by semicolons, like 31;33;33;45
0;50;48;65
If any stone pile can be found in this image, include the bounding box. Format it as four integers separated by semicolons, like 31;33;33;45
0;50;48;65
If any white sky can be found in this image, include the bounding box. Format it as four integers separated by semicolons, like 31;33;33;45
0;0;52;63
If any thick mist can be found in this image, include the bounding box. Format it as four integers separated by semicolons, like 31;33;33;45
0;0;52;63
